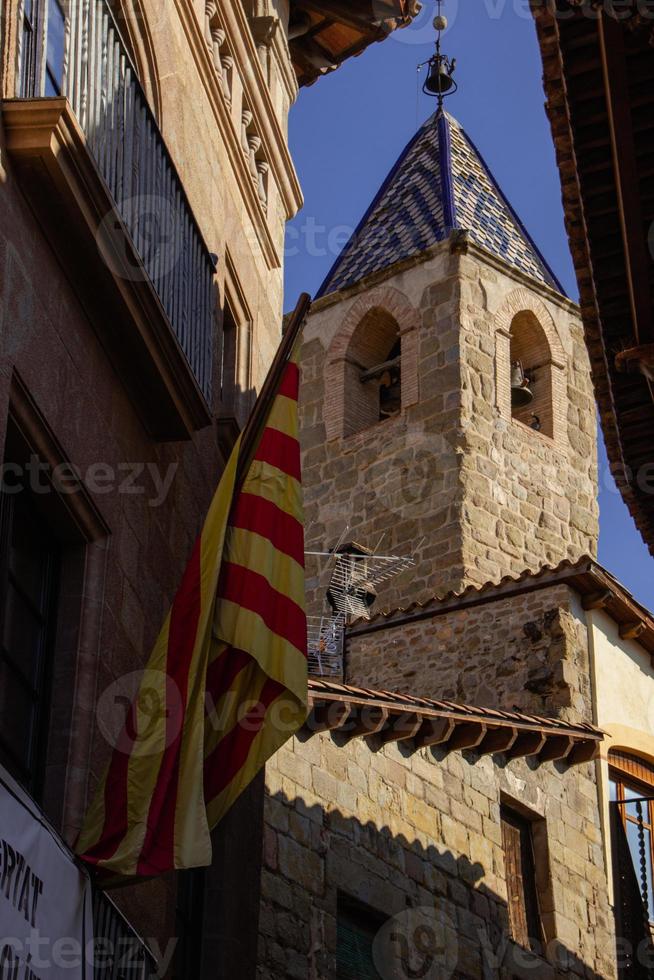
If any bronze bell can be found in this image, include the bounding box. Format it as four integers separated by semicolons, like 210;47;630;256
379;366;401;418
510;361;534;408
424;56;455;96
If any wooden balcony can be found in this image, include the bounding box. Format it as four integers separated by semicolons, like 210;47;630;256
4;0;217;440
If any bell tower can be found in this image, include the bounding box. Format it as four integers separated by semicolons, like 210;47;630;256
299;28;598;615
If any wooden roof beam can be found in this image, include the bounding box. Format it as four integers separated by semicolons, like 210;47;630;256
582;588;614;610
304;700;351;734
477;726;519;757
567;738;600;765
620;620;648;641
414;717;456;749
598;12;654;346
341;705;390;739
377;712;423;745
443;722;488;753
538;735;575;763
293;0;384;32
504;731;547;760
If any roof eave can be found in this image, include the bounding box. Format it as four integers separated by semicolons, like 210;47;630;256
346;555;654;661
305;677;602;765
531;0;654;556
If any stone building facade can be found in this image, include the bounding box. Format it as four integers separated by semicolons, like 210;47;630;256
261;713;614;980
261;107;654;980
346;576;591;720
261;559;654;978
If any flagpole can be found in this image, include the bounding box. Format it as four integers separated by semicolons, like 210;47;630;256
235;292;312;492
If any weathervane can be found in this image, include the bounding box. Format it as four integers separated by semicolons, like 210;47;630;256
419;0;457;110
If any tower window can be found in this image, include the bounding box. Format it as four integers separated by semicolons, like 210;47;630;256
509;311;554;439
343;308;401;436
360;338;401;422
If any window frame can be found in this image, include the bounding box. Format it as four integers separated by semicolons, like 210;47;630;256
336;892;386;980
609;751;654;923
18;0;66;99
44;0;66;96
500;803;544;952
219;265;254;428
0;457;61;799
20;0;41;98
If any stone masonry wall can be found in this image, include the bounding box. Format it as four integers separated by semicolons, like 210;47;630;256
0;0;300;971
346;584;591;724
259;732;616;979
457;256;598;590
301;250;466;617
300;242;598;614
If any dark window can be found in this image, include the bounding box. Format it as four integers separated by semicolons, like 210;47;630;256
0;481;60;798
19;0;66;98
377;338;401;421
501;805;542;950
337;894;385;980
45;0;66;96
20;0;39;97
359;336;402;423
174;868;206;978
220;300;238;414
509;311;554;438
20;0;36;99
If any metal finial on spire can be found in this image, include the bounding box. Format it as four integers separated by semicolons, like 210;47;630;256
419;0;457;110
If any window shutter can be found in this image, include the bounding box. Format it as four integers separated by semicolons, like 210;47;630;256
501;806;541;950
337;900;383;980
610;749;654;787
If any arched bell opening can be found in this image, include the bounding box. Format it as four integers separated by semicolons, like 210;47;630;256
509;310;554;438
344;308;402;436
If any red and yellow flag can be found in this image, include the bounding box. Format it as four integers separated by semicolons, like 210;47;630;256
76;347;308;877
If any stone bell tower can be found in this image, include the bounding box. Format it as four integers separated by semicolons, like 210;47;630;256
299;107;598;615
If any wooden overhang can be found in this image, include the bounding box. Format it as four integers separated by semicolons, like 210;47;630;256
348;556;654;661
304;678;602;766
288;0;420;88
532;0;654;553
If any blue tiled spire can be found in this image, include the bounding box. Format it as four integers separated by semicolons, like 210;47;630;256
317;111;562;297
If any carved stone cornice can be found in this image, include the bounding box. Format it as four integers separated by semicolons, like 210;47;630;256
173;0;302;271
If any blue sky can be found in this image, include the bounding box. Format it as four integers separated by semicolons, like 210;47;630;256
283;0;653;610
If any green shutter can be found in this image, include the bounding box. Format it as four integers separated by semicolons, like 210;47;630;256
337;905;382;980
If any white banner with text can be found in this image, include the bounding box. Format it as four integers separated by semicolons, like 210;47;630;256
0;767;93;978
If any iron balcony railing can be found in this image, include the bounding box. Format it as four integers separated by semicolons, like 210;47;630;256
611;798;654;980
19;0;215;403
93;888;156;979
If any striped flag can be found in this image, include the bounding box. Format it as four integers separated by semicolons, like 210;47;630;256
76;298;310;877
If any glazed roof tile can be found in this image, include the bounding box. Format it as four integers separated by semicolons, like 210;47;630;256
318;111;562;297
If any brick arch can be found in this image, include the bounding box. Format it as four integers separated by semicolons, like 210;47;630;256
324;287;420;441
494;289;567;447
494;288;565;366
